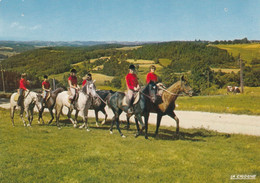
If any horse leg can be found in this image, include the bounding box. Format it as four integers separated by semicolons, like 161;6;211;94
135;115;145;138
28;108;34;127
10;106;16;127
24;107;31;127
83;109;90;131
144;113;150;139
155;114;163;137
55;105;62;128
125;115;131;130
134;117;140;137
74;110;79;127
115;113;125;138
95;109;99;127
48;108;54;125
38;105;44;124
100;108;107;125
19;107;27;127
168;111;179;135
109;116;115;134
67;108;76;127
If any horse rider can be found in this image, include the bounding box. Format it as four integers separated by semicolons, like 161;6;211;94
146;65;158;84
146;65;165;96
125;64;140;113
17;73;30;106
68;69;80;107
41;75;51;106
82;73;92;87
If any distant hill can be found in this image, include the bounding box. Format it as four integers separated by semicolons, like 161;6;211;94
212;43;260;64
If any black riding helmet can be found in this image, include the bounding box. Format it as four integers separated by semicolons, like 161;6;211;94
44;75;48;79
70;69;77;73
129;64;135;70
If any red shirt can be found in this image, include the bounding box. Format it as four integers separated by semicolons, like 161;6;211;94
82;80;87;86
68;76;77;86
146;72;158;84
126;73;138;90
19;78;28;90
42;80;50;89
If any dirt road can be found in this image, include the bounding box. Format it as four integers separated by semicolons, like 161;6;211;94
1;98;259;136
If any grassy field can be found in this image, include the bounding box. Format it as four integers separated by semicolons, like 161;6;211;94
0;108;259;183
159;58;171;67
212;43;260;64
176;87;260;115
211;68;240;73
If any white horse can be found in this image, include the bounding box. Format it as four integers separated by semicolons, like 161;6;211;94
10;90;42;127
55;81;97;131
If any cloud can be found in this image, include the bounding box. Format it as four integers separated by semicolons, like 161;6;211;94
10;22;41;31
21;13;25;17
224;8;228;13
30;25;42;30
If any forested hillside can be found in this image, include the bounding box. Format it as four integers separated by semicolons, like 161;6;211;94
1;44;124;77
1;41;260;93
127;42;236;71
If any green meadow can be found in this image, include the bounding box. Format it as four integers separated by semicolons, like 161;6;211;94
213;44;260;64
176;87;260;115
0;108;259;183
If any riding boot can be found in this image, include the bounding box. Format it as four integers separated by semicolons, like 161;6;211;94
41;98;45;107
17;95;23;106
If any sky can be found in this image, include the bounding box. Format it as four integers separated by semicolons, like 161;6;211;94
0;0;259;42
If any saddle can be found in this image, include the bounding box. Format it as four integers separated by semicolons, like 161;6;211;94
67;89;79;104
43;91;51;102
122;91;140;106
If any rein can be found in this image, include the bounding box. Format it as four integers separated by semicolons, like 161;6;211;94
139;90;154;101
159;87;185;96
96;93;107;104
24;90;31;98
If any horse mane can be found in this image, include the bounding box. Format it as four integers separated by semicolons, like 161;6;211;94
82;84;87;94
142;81;155;94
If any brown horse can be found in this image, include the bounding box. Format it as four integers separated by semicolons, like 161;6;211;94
127;76;193;138
38;88;64;124
146;76;193;137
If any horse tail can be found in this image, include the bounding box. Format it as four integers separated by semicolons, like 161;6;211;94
53;88;64;95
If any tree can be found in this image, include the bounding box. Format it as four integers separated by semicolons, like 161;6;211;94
190;60;212;94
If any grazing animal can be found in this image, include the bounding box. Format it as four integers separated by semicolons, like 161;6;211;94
55;81;97;130
90;90;115;126
138;76;193;137
38;88;64;125
108;81;157;138
227;86;240;94
10;90;42;127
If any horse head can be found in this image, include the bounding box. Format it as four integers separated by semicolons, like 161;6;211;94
83;80;97;98
180;76;193;97
143;81;157;103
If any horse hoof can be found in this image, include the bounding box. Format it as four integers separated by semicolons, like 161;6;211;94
73;124;77;128
58;127;62;130
121;135;126;138
135;133;140;138
24;124;27;127
145;136;148;139
101;120;106;125
110;130;113;134
79;125;85;129
37;121;41;124
96;123;99;127
86;128;90;132
27;124;31;127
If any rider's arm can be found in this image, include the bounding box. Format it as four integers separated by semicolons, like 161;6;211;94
68;79;74;88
